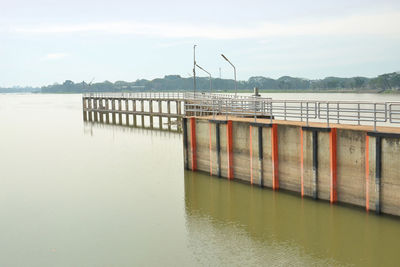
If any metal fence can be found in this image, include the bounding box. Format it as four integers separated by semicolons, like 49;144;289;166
83;92;400;130
184;96;400;131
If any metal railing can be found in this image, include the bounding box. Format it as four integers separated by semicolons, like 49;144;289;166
388;102;400;123
83;92;400;131
184;96;400;131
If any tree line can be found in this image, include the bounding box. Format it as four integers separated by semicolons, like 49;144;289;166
2;72;400;93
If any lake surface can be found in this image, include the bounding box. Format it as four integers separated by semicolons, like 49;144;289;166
1;93;400;266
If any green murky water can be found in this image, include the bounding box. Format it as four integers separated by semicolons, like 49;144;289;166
1;94;400;266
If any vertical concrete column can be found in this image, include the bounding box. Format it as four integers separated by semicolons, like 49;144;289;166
258;126;264;187
271;124;279;190
330;128;337;203
227;120;234;179
133;100;137;126
190;117;197;171
99;100;104;123
141;100;144;127
375;136;382;214
209;122;213;176
177;101;182;115
167;101;171;130
216;123;221;177
300;128;304;197
88;98;93;121
118;99;122;125
182;118;189;170
82;97;87;109
158;101;163;129
149;100;153;128
365;135;370;211
93;99;98;122
106;99;110;123
250;125;254;184
111;99;116;124
312;131;318;199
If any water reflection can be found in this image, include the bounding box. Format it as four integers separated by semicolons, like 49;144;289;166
184;171;400;267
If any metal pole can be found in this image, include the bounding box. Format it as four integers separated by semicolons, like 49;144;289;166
193;45;197;97
221;54;237;97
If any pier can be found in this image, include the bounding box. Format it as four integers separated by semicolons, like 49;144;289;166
82;92;400;216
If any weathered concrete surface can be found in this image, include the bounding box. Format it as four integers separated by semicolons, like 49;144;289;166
317;132;332;201
336;129;366;207
232;121;251;183
262;127;273;188
186;117;400;216
196;120;211;174
277;125;301;192
381;137;400;215
302;130;313;197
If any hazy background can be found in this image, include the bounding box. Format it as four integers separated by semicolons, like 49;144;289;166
1;0;400;87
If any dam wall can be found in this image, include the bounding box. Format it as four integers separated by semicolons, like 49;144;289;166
183;117;400;216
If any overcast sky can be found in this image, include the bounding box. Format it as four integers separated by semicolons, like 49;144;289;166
1;0;400;87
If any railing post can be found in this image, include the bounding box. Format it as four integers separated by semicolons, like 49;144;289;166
327;103;330;128
374;103;377;132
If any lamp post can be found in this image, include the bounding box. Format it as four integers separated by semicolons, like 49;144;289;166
221;54;237;97
193;45;197;97
195;63;212;94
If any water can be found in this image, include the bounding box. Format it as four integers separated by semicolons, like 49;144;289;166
1;93;400;266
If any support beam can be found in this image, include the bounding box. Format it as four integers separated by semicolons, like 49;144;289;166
227;120;234;179
300;128;304;197
271;124;279;190
250;125;253;184
216;123;221;177
312;131;318;199
258;126;264;187
375;136;382;214
209;122;213;176
365;135;370;211
330;128;337;203
182;118;189;170
190;117;197;171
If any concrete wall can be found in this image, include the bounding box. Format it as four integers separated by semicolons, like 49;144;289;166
185;117;400;217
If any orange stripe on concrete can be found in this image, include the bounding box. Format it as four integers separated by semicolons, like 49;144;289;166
250;125;253;184
190;117;197;171
209;122;212;176
365;134;370;211
271;124;279;190
329;128;337;203
227;120;234;179
300;128;304;197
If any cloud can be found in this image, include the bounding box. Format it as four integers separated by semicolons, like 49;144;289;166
10;11;400;39
41;53;68;60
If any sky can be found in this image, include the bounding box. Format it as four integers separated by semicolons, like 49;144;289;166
1;0;400;87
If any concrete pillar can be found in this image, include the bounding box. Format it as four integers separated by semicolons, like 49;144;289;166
149;100;153;128
183;118;189;170
329;128;337;203
258;126;264;187
106;99;110;123
227;120;234;179
216;123;221;177
271;124;279;190
112;99;116;124
190;117;197;171
167;101;171;130
375;136;382;214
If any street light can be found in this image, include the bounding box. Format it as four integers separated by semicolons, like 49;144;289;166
195;63;212;94
221;54;237;97
193;45;197;97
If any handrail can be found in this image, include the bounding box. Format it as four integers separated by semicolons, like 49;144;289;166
83;92;400;130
